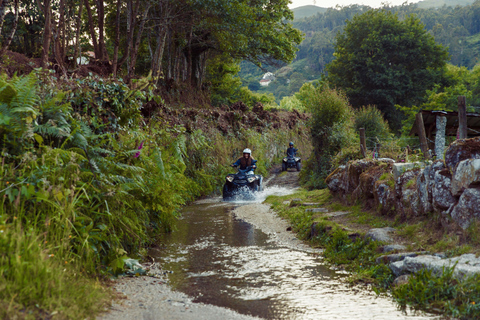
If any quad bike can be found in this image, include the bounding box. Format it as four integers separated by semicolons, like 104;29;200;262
223;166;263;200
282;154;301;171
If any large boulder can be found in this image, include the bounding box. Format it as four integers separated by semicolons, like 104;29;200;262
445;137;480;173
325;166;346;193
365;227;395;243
393;162;425;180
390;254;480;279
432;169;456;213
373;180;395;215
344;160;378;193
416;169;433;215
450;187;480;229
451;159;480;196
395;169;421;218
352;163;392;204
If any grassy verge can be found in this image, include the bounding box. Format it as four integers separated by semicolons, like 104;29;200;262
0;218;109;319
265;188;480;318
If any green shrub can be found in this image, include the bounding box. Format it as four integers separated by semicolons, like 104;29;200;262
354;105;392;149
296;83;356;188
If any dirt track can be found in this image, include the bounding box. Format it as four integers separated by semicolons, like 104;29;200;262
266;164;300;188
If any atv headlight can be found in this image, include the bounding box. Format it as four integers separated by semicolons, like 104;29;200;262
247;177;256;183
226;176;234;182
283;158;287;162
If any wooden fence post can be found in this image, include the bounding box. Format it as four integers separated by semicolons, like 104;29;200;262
359;128;366;158
416;112;431;160
458;96;467;139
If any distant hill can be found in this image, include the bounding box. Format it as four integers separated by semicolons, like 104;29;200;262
415;0;476;8
292;5;328;19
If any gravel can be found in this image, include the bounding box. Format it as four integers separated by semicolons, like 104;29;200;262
101;262;260;320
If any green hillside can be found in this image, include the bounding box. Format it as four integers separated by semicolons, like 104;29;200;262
292;5;328;19
415;0;476;8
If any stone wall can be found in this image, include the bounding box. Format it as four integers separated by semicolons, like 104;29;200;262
326;137;480;229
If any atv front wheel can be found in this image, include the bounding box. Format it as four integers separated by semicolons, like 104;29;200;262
296;162;302;171
282;162;287;171
222;184;232;200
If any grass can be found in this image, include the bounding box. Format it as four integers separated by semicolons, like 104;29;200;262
0;219;109;319
265;188;480;318
378;172;395;188
393;268;480;318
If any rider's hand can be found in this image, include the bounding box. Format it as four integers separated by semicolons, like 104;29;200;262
252;165;256;169
231;164;235;167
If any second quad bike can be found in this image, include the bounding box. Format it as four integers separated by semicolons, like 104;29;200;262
282;155;301;171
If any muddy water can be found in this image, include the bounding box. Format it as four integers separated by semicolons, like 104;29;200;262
151;186;439;320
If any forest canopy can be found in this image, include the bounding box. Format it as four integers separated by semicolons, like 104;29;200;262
0;0;303;88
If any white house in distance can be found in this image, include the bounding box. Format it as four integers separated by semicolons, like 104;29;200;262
260;79;271;86
259;72;275;87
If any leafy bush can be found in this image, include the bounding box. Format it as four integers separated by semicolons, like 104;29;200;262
354;105;392;149
279;95;305;111
296;82;356;188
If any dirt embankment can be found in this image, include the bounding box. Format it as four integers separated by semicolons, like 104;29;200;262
143;100;308;135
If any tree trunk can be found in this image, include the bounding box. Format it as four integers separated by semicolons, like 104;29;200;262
0;0;6;37
73;0;84;68
95;0;108;61
127;1;150;79
84;0;99;59
40;0;52;68
112;0;121;76
53;0;66;70
151;29;167;78
122;0;141;72
0;0;19;56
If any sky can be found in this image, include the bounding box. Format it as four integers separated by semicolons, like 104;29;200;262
289;0;421;9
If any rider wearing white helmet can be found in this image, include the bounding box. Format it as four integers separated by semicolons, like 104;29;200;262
232;148;257;170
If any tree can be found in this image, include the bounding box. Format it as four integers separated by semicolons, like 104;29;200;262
326;9;449;131
0;0;19;56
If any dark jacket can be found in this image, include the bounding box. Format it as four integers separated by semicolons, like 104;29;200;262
232;157;257;170
286;147;297;157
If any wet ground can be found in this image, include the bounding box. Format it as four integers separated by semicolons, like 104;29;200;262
102;172;441;320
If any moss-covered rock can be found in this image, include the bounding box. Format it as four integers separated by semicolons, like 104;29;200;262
395;169;421;218
445;137;480;173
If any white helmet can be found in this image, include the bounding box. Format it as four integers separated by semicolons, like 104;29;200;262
243;148;251;154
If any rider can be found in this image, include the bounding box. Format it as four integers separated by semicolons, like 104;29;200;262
286;142;297;157
232;148;257;170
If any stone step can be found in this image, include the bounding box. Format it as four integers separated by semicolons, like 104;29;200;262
305;208;328;213
325;211;349;218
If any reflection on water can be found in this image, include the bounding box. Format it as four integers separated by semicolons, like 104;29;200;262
152;186;440;320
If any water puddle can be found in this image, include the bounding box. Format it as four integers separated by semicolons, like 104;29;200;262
151;185;440;320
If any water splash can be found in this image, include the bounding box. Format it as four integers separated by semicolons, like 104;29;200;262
225;184;298;204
